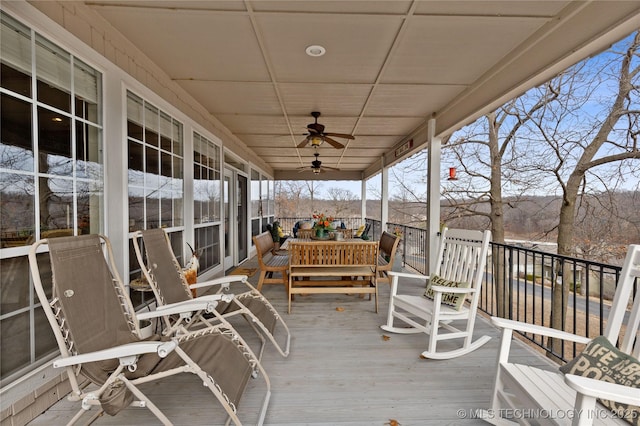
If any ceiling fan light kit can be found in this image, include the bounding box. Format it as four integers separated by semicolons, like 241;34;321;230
297;111;355;150
298;151;339;174
310;136;323;147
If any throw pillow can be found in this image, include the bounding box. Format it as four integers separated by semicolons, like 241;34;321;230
423;275;470;311
355;224;366;237
559;335;640;425
299;221;313;230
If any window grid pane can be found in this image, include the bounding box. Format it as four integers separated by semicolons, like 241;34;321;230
0;11;104;384
193;132;220;224
126;91;184;231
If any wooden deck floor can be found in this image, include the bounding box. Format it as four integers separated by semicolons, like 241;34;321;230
29;256;557;425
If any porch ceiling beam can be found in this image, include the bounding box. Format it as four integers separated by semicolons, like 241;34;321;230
274;170;363;181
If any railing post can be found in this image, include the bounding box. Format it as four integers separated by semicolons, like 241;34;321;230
507;245;514;320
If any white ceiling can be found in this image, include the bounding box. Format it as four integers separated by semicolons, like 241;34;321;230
86;0;640;180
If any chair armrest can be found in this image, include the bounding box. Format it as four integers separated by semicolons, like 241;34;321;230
188;275;248;291
565;374;640;406
137;294;234;320
491;317;591;344
388;271;429;280
388;271;429;297
53;340;178;368
429;285;476;294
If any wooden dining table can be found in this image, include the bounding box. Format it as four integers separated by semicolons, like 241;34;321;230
282;238;380;313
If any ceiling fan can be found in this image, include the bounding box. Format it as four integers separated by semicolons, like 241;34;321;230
297;152;340;174
297;111;355;150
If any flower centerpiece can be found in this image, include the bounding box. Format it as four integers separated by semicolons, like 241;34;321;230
312;213;334;239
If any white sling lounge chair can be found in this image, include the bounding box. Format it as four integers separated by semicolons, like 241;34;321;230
381;228;492;359
29;234;270;425
487;244;640;426
133;228;290;359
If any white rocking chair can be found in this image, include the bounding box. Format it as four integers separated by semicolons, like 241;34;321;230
487;244;640;426
381;228;492;359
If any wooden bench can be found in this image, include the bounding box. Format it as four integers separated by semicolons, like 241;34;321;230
253;231;289;294
287;240;379;313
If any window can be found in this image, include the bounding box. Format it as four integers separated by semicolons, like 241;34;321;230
193;132;220;224
126;91;183;307
250;169;262;242
193;132;221;273
262;176;274;224
0;11;103;383
126;91;183;231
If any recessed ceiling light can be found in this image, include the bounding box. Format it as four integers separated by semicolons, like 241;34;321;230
305;45;326;57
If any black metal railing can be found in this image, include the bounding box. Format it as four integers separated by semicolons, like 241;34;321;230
373;220;428;274
481;242;630;361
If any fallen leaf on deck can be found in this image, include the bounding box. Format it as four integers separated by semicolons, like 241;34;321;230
336;307;345;312
385;419;400;426
382;335;391;341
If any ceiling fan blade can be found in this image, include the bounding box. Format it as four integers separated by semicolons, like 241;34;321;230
297;138;310;148
323;136;345;149
324;132;355;140
297;167;323;173
322;166;340;171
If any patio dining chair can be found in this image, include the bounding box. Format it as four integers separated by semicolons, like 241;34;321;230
381;228;492;359
28;234;270;425
133;228;290;359
377;231;401;286
253;231;289;294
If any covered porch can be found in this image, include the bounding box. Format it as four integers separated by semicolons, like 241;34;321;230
2;2;639;424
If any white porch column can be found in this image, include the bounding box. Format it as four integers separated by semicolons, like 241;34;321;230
103;75;128;278
426;118;441;275
360;178;367;224
380;156;389;232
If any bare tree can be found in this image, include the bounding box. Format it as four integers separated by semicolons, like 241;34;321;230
274;180;326;217
521;32;640;350
387;152;429;227
275;180;307;217
527;32;640;258
325;186;357;217
304;180;323;215
443;86;560;244
442;85;561;316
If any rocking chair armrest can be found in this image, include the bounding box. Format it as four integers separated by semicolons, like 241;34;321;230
188;275;249;292
387;271;430;281
53;340;178;368
429;285;476;294
565;374;640;406
491;317;591;344
137;295;235;320
388;271;430;297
